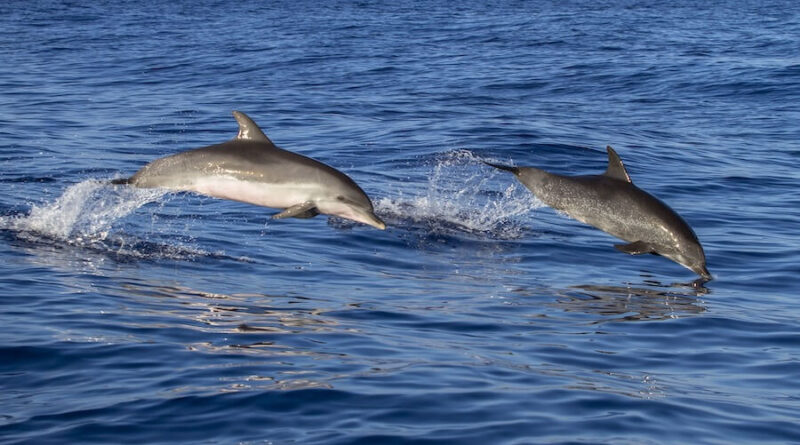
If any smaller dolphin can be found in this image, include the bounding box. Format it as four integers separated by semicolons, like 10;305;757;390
486;146;710;280
113;111;385;229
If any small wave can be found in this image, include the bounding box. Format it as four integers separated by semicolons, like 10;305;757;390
375;149;541;239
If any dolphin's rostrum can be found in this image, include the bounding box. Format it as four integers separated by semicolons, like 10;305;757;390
486;146;710;280
113;111;386;230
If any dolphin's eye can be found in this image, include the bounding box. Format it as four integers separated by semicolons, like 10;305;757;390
337;196;346;201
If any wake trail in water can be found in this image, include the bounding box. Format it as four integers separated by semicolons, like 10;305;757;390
0;180;238;261
375;150;542;240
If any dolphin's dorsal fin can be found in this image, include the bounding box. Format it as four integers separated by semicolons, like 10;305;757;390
604;146;632;183
232;111;274;144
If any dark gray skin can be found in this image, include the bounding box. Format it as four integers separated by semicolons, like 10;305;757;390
113;111;385;229
487;146;711;280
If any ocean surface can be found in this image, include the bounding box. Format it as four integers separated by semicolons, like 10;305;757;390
1;1;799;444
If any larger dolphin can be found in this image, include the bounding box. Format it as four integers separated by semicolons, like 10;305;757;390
486;146;710;279
113;111;385;229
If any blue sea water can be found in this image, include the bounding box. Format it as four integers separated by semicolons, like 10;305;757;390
1;0;800;443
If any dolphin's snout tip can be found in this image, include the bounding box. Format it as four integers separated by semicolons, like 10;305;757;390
697;266;712;281
368;212;386;230
353;209;386;230
372;217;387;230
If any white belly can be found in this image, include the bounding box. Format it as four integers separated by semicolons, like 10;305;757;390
177;176;319;209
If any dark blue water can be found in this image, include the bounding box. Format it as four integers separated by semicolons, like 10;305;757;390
2;1;799;443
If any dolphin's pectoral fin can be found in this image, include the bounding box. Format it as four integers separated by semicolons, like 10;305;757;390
272;201;318;220
614;241;656;255
291;208;319;219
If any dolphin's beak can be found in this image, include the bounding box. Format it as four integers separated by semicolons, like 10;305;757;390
696;265;712;281
323;199;386;230
362;211;386;230
338;205;386;230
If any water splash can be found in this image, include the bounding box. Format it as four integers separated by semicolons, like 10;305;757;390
0;179;232;261
2;179;166;242
375;149;541;239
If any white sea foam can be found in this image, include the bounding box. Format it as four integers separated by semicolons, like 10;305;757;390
0;180;257;262
375;149;542;239
2;179;166;242
0;180;198;260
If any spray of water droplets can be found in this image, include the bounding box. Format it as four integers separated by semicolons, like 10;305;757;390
0;180;226;260
375;149;542;239
2;180;165;242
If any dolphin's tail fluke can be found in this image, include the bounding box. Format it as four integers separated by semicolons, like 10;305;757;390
110;177;131;185
483;161;519;174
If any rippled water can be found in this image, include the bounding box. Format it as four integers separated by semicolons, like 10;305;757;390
1;1;799;444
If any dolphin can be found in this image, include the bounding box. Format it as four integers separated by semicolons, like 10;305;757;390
486;146;710;280
112;111;386;229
